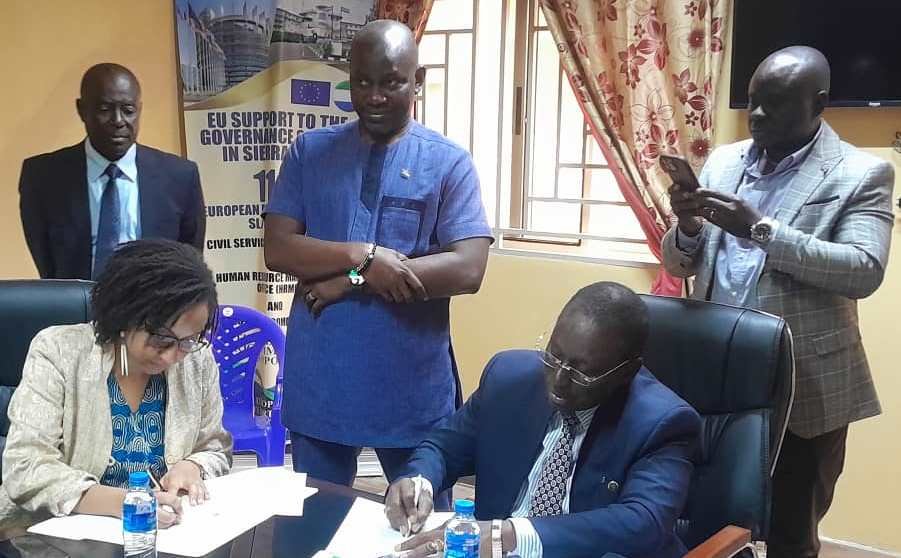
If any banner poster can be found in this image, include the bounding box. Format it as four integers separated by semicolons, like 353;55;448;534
174;0;376;409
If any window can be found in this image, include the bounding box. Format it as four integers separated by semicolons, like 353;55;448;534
418;0;654;265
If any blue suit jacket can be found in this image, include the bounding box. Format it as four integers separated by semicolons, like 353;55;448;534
402;350;701;558
18;141;206;279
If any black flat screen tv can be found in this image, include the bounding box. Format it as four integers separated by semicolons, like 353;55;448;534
730;0;901;108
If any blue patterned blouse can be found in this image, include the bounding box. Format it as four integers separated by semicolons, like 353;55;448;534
100;374;168;488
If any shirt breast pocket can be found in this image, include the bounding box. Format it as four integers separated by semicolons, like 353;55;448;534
376;196;426;256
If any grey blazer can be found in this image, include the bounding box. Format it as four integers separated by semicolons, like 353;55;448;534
662;122;894;439
0;324;233;535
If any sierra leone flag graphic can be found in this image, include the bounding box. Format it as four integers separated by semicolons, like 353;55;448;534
333;81;354;112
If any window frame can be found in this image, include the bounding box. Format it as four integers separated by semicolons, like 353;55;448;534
419;0;655;267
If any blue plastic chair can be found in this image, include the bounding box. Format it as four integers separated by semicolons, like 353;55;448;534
211;305;287;466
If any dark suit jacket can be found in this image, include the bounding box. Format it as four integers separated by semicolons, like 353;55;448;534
19;141;206;279
402;350;701;558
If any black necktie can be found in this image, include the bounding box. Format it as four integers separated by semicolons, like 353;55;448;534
94;164;123;279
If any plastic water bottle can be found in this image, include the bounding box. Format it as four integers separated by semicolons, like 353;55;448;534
123;471;157;558
444;498;480;558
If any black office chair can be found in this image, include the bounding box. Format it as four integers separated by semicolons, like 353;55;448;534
0;280;94;481
638;294;794;558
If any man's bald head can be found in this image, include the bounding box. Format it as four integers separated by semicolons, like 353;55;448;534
755;46;830;98
349;20;424;143
80;63;141;99
747;46;830;160
76;63;142;161
351;19;419;67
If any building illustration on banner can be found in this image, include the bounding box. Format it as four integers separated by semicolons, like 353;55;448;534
177;6;228;101
177;0;376;103
271;0;374;62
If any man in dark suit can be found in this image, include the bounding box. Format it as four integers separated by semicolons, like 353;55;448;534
385;282;701;558
19;63;205;280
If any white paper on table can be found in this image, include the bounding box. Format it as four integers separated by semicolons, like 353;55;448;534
27;513;122;545
324;498;454;558
222;467;318;517
27;467;318;557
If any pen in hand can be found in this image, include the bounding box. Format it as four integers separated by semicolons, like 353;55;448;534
148;469;163;491
405;475;424;537
148;469;177;514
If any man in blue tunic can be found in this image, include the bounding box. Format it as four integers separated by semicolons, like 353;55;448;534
263;19;492;497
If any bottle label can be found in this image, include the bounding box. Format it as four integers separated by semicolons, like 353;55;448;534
445;533;479;558
123;502;157;532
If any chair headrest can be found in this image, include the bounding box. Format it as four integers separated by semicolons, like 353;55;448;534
639;294;792;414
0;280;93;387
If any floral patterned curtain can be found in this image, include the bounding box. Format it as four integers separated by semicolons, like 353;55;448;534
540;0;729;295
378;0;435;42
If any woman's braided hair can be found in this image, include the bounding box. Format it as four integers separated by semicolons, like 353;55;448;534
91;239;218;345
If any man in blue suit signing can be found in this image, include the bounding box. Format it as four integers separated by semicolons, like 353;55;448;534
386;282;701;558
19;63;205;280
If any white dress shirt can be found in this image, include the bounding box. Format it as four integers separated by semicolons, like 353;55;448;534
85;138;140;272
506;407;598;558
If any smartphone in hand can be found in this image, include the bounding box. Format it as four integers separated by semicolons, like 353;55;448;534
660;154;701;192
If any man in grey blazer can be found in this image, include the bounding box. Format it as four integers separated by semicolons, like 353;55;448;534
662;46;894;557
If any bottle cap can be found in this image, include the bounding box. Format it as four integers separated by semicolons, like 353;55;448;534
128;471;151;488
454;498;475;514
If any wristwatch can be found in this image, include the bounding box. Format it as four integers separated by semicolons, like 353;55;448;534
750;217;776;246
348;244;375;289
491;520;503;558
348;269;366;289
184;458;207;480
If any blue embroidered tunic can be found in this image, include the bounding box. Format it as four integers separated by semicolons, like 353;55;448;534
265;121;493;448
99;374;167;488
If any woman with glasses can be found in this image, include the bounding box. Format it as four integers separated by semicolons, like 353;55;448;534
0;239;232;535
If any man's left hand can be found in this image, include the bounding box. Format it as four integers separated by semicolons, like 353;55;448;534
694;189;762;239
394;524;444;558
300;275;351;317
395;521;496;557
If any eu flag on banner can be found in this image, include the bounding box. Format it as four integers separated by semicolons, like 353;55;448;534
291;79;331;107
